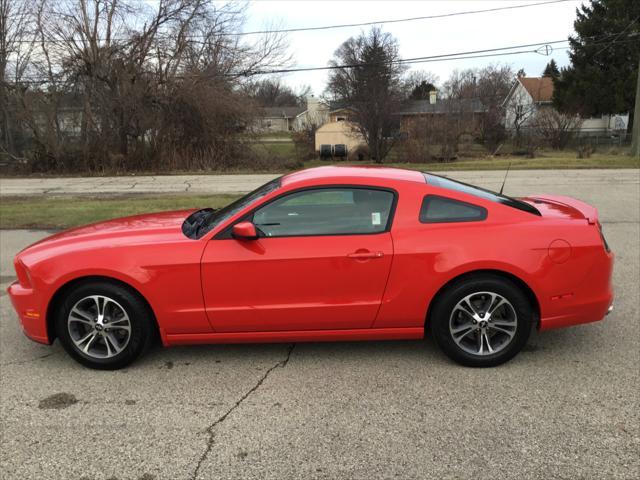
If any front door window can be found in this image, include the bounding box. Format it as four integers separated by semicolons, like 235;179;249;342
252;187;394;237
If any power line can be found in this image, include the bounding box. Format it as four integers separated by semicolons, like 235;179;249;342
225;0;577;36
7;34;637;84
6;0;577;44
237;47;562;78
230;35;638;77
252;40;572;75
590;16;639;57
9;38;570;82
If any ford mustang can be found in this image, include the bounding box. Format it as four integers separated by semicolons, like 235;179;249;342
7;166;614;369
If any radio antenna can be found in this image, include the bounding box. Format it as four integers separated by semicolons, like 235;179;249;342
499;162;512;195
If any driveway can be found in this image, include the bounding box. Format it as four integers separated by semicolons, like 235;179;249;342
1;169;639;479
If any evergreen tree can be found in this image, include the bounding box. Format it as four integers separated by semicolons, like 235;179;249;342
552;0;640;132
409;81;438;100
542;59;560;77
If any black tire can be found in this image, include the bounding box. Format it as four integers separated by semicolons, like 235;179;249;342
430;275;533;367
55;281;155;370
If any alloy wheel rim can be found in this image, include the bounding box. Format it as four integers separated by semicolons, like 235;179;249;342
449;291;518;356
67;295;131;359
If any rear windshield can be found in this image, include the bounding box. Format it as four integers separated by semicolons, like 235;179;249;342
423;173;541;216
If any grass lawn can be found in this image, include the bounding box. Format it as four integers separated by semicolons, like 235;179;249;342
0;194;240;230
1;150;636;230
4;149;636;178
249;142;638;172
252;141;298;158
255;131;293;140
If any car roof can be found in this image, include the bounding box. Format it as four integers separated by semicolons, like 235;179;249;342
281;166;425;187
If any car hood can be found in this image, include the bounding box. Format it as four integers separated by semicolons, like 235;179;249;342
20;209;196;256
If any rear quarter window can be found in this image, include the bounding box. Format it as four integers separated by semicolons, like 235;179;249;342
424;173;541;216
420;195;487;223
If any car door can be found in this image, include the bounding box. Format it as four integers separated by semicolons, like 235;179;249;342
200;186;396;332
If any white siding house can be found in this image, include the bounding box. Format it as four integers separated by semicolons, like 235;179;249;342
257;106;305;133
255;97;330;133
293;96;329;131
503;76;629;135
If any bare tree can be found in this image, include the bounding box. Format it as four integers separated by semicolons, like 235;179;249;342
531;108;583;150
402;69;439;100
4;0;291;173
0;0;38;154
326;27;406;162
242;77;309;107
399;65;512;160
474;65;512;150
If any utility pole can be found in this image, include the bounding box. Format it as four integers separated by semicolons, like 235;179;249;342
632;56;640;158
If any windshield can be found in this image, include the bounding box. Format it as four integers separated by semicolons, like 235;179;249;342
424;173;541;216
196;176;282;238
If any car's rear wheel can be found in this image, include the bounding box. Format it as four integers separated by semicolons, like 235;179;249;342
431;275;533;367
55;281;155;370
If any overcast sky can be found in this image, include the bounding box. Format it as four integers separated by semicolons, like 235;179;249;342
242;0;586;95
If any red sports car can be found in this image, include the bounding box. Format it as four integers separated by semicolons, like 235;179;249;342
8;167;614;369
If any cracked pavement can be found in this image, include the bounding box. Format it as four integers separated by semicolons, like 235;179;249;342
1;169;639;197
191;344;295;480
0;174;280;197
0;169;639;479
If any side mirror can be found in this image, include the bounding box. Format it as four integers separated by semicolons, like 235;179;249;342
232;221;258;240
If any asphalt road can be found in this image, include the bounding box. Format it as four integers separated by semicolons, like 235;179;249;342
1;169;639;479
0;168;638;197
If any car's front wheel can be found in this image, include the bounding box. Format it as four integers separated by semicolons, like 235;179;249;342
55;281;155;370
431;275;533;367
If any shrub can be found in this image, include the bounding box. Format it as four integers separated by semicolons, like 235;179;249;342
349;145;371;161
576;144;594;159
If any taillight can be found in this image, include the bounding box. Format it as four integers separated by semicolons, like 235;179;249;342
14;259;32;288
597;222;610;253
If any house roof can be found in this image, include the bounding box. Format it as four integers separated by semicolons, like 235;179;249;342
518;76;554;103
329;107;355;115
261;106;305;118
397;98;486;115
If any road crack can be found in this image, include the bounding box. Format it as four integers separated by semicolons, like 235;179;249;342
191;344;295;480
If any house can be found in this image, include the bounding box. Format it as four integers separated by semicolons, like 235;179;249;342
257;106;305;133
503;76;554;131
314;107;366;155
255;96;332;133
503;76;629;134
4;92;84;147
313;94;487;156
398;92;487;137
292;96;329;131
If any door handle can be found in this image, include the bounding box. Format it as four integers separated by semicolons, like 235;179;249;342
347;251;384;259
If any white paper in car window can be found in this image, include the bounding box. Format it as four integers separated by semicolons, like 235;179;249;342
371;212;381;225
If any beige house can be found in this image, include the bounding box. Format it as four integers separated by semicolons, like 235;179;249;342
314;108;366;154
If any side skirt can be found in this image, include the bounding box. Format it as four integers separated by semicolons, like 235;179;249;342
165;327;424;346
